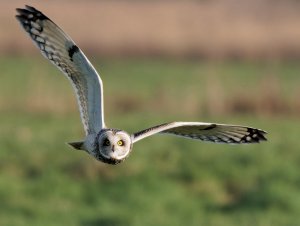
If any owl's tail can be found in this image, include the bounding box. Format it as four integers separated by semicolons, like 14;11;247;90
68;141;84;150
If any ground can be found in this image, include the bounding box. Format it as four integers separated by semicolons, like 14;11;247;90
0;57;299;226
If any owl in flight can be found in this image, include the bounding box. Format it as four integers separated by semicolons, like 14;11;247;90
16;6;267;164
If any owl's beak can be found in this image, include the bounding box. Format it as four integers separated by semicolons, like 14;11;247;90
112;145;115;152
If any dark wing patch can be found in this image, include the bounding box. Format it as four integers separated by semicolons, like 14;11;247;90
202;124;217;130
68;45;80;61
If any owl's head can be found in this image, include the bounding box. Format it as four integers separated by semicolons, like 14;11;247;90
96;129;132;164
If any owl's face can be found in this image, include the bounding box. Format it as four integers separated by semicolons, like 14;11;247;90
96;129;132;164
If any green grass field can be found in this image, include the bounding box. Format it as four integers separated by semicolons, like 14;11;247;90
0;57;299;226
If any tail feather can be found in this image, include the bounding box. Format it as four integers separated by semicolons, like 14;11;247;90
68;141;84;150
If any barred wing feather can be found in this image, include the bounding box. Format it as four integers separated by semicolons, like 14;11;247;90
133;122;267;144
16;5;105;135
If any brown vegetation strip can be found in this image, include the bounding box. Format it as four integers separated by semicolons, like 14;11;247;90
2;0;300;59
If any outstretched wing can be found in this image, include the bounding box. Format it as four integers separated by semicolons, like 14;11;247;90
132;122;267;144
16;5;105;135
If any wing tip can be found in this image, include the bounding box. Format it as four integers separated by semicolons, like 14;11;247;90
241;128;268;144
16;5;39;14
15;5;49;22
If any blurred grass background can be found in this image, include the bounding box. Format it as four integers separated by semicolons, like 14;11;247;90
1;0;300;225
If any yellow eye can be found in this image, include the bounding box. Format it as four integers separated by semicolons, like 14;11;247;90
117;140;124;146
103;139;110;146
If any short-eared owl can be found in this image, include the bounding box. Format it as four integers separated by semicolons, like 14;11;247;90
16;6;267;165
